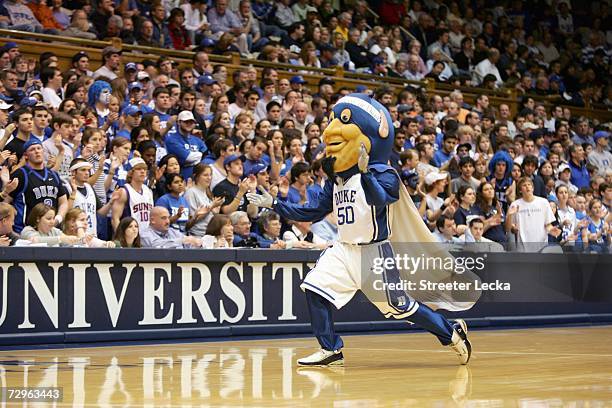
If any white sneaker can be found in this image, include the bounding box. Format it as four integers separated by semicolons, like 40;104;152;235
449;319;472;365
297;349;344;366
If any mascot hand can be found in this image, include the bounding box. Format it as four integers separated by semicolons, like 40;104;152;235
321;156;336;180
358;143;369;173
246;186;274;208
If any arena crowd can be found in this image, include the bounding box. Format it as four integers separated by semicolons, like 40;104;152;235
0;0;610;252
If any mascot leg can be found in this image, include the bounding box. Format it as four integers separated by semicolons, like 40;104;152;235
408;303;472;365
297;290;345;366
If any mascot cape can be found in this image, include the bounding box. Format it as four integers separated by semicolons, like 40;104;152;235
327;94;480;312
388;179;481;311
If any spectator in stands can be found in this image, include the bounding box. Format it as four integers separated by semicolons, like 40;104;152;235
213;154;251;215
230;210;257;247
475;181;506;243
0;202;18;246
165;111;207;180
40;66;63;109
184;163;224;236
4;137;69;233
3;0;45;33
568;144;591;189
451;157;480;193
583;199;609;252
112;216;141;248
202;213;233;248
588;131;611;177
155;173;189;233
256;210;286;248
141;206;203;248
506;177;560;248
111;157;154;231
20;203;79;246
473;48;502;88
93;47;121;81
522;155;547;198
453;185;478;235
433;215;461;244
150;2;172;49
208;0;248;55
168;8;191;50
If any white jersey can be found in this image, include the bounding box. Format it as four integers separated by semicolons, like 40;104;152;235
333;173;390;244
123;183;154;228
73;183;98;236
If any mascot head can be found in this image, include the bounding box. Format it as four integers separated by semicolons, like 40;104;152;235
87;80;112;107
323;93;394;172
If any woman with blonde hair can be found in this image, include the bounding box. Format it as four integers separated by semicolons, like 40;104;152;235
62;208;115;247
475;134;493;161
298;41;321;71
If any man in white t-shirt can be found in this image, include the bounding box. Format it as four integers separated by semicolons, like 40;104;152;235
506;177;560;249
40;67;63;109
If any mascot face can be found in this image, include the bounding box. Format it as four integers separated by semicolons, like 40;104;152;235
323;94;394;172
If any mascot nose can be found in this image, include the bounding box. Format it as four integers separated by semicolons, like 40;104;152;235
323;118;342;141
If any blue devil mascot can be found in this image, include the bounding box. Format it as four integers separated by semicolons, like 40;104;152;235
248;94;480;366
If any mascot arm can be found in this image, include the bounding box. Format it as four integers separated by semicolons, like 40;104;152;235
361;168;400;207
274;179;334;223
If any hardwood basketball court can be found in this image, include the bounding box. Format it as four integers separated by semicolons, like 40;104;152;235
1;326;610;406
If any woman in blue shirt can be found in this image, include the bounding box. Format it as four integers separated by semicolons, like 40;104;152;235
155;173;190;233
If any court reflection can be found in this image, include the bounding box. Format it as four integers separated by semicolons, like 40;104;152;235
0;344;473;406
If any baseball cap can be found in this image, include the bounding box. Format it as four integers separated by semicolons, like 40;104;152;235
2;42;18;51
128;82;142;91
457;142;472;151
397;104;411;114
71;51;88;63
123;104;142;116
558;163;571;173
102;46;122;57
137;71;150;81
223;154;243;167
290;75;307;84
19;97;38;108
23;138;42;152
128;157;147;169
355;85;368;93
529;129;544;140
318;77;335;87
124;62;137;71
594;130;610;141
372;56;385;65
200;38;216;47
0;99;12;110
197;74;217;87
320;43;336;53
29;90;43;99
425;171;448;186
178;110;196;122
523;122;538;130
245;163;268;177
